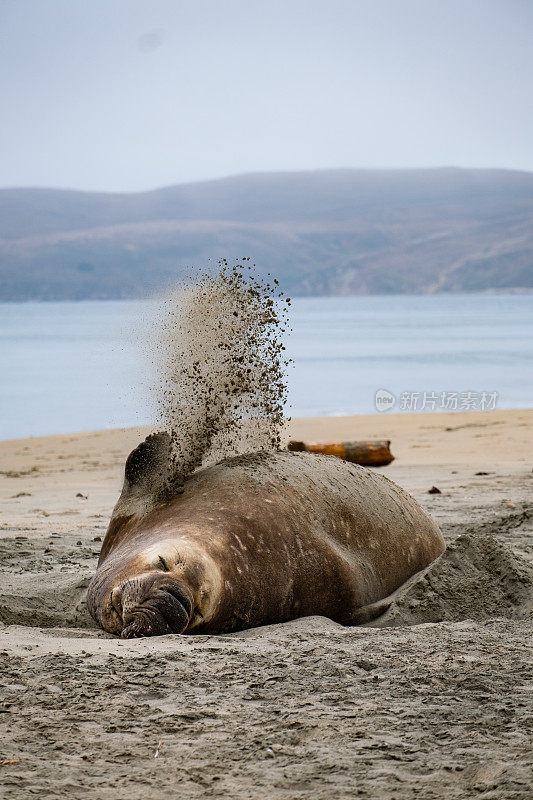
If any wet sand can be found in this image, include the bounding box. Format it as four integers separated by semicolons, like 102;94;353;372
1;409;532;799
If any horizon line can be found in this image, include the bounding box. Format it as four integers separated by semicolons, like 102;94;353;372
1;164;532;197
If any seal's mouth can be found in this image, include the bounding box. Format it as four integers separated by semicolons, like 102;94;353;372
118;575;193;638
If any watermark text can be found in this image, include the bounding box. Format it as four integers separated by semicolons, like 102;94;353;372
375;389;498;413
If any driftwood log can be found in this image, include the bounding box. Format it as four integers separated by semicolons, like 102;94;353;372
287;439;394;467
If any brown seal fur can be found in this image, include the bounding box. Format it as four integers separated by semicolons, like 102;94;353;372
87;433;445;637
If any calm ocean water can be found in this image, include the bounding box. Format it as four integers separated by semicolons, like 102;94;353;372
1;295;531;440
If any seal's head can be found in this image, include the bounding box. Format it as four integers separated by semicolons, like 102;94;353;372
87;432;195;638
88;552;195;638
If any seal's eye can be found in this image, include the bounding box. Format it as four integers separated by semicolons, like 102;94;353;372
158;555;170;572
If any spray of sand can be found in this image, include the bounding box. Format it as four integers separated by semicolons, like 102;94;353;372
153;259;292;489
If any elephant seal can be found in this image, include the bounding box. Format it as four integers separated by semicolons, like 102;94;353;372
87;433;445;638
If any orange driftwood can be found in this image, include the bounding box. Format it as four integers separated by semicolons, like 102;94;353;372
287;439;394;467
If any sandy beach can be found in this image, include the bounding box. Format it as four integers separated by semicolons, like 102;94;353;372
1;409;531;799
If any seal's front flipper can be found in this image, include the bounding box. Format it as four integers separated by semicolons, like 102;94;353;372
123;431;188;501
124;432;173;493
108;432;184;524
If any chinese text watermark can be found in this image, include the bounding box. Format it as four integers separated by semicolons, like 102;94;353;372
375;389;499;413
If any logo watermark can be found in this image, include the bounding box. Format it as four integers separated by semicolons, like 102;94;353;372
374;389;499;413
375;388;397;412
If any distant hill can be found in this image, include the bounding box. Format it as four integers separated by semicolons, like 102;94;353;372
0;168;532;300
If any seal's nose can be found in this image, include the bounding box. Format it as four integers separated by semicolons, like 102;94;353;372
120;574;193;638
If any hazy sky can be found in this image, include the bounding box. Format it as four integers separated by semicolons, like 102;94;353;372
1;0;532;192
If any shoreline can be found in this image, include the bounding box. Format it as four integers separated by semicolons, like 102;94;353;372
1;407;530;462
